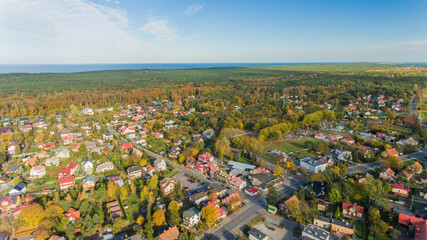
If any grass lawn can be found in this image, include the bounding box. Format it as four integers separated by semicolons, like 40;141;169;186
147;137;169;153
124;194;141;224
354;221;365;239
381;124;412;135
27;183;57;192
263;137;321;154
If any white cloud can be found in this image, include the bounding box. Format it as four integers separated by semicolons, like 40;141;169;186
139;17;178;42
0;0;164;63
183;3;204;16
114;0;120;4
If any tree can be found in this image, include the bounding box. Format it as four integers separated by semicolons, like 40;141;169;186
274;164;283;176
259;158;266;168
152;209;165;227
1;216;21;236
147;175;158;190
112;219;128;233
214;137;230;159
310;173;326;182
65;223;75;239
136;215;145;225
168;211;182;226
46;204;64;218
107;181;118;200
328;188;342;204
120;187;128;199
384;182;392;193
266;185;279;206
201;205;218;227
79;201;91;216
93;213;102;224
383;156;403;171
168;201;180;213
19;203;46;227
140;186;149;202
78;143;88;157
208;192;217;200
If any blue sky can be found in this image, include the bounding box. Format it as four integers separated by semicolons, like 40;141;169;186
0;0;426;63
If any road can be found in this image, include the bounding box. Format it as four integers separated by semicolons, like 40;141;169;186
347;148;426;174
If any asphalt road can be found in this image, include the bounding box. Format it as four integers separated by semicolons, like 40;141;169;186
347;148;426;174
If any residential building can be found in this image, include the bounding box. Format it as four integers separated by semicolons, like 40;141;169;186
222;192;242;209
245;186;260;196
381;148;399;158
248;228;268;240
392;183;410;198
398;213;427;240
331;219;354;236
302;224;330;240
227;175;247;190
63;208;81;222
279;195;299;213
81;157;94;175
0;195;21;212
153;159;167;171
82;176;96;189
30;165;46;179
158;226;179;240
127;166;143;180
182;207;201;228
380;168;397;182
9;182;27;195
189;191;209;205
401;161;423;179
300;156;327;173
159;178;176;195
96;162;115;173
313;216;332;229
59;176;75;191
342;202;364;220
5;165;23;175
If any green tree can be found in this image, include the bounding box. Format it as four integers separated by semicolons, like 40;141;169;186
266;185;279;206
147;175;158;190
328;188;342;204
168;201;180;213
274;164;283;176
384;182;392;193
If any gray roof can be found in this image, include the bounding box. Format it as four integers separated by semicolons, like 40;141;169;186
227;161;256;171
303;224;330;240
82;175;96;184
82;156;92;164
248;228;268;240
6;165;21;172
183;207;200;218
332;219;354;229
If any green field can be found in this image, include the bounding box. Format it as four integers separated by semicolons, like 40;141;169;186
263;137;322;156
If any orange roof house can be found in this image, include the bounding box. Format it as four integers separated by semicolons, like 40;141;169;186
158;226;180;240
398;213;427;240
382;148;399;158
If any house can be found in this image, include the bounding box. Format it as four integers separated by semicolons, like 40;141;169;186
227;175;247;190
172;139;182;145
63;208;81;222
331;219;354;236
398;213;427;240
248;228;268;240
6;165;23;175
96;162;115;173
401;161;423;179
23;156;38;166
0;195;20;212
44;142;56;149
0;175;9;184
202;129;215;140
9;182;27;195
302;224;330;240
59;176;75;191
45;156;60;167
119;143;133;152
159;178;176;195
153;159;167;172
103;134;114;141
381;148;399;158
62;135;74;145
342;203;364;220
198;152;215;163
82;108;94;115
300;156;327;173
392;183;410;198
245;186;260;196
55;148;70;159
209;183;227;198
81;157;94;175
314;216;332;229
144;165;156;175
189;191;209;205
82;176;96;189
182;207;201;228
279;195;299;213
127;166;143;180
57;162;79;178
341;137;355;145
30;165;46;179
158;226;179;240
309;181;328;198
398;137;419;146
317;199;330;211
380;168;397;182
222;192;242;209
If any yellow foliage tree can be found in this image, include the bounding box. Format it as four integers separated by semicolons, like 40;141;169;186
19;203;46;227
201;205;218;227
152;210;165;226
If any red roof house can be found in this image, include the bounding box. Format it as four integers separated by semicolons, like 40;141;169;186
342;202;364;220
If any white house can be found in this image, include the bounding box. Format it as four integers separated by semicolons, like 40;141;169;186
45;156;60;167
82;108;94;115
9;182;27;196
300;156;327;173
183;207;201;228
30;165;46;179
153;159;167;172
96;162;115;173
81;157;94;175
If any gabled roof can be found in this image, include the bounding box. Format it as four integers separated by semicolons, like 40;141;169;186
342;202;364;214
385;148;399;156
392;183;410;191
158;226;179;240
285;195;299;206
398;213;427;240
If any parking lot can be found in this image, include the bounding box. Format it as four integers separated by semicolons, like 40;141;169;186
252;213;299;240
173;172;202;191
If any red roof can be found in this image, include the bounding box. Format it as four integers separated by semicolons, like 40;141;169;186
342;202;364;214
285;195;300;206
392;183;410;191
246;186;259;194
59;176;74;186
158;226;180;240
120;143;132;150
398;213;427;240
344;137;355;142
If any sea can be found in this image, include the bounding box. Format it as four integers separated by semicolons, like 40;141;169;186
0;62;332;73
0;62;425;74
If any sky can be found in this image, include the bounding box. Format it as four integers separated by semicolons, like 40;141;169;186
0;0;426;64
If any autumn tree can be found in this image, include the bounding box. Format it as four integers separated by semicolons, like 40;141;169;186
274;164;284;176
1;216;21;236
107;181;119;200
147;175;158;190
19;203;46;227
168;201;180;213
152;209;166;226
136;215;145;226
214;137;230;159
201;205;218;227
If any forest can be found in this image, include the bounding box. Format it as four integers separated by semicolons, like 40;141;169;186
0;63;425;118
